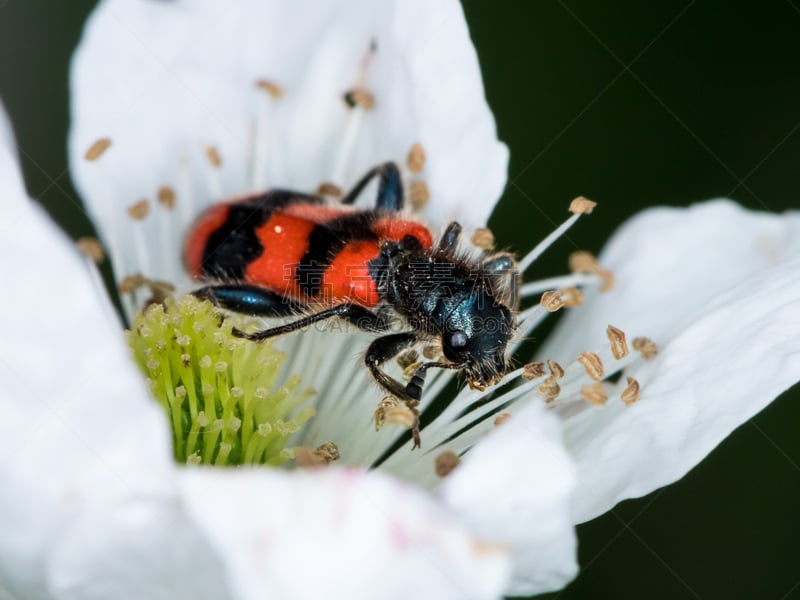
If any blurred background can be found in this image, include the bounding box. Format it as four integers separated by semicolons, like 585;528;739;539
0;1;798;598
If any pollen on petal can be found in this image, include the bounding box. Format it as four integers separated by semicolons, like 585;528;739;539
343;88;375;109
205;146;222;168
408;180;430;211
621;376;641;405
406;142;426;173
633;337;659;360
494;412;512;426
578;352;604;381
471;228;495;250
128;199;150;220
435;451;460;477
255;79;284;99
84;137;111;161
157;186;176;209
607;325;629;359
76;237;104;262
581;383;608;406
568;196;597;215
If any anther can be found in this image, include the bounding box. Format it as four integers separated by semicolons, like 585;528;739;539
343;88;375;109
568;196;597;215
471;228;495;250
435;451;460;478
84;137;111;161
422;344;441;360
540;290;565;312
569;251;615;292
255;79;284;99
76;237;104;263
205;146;222;168
157;186;176;209
606;325;629;359
374;396;401;431
408;180;430;211
494;412;512;426
578;352;604;381
633;337;659;360
560;286;584;307
522;361;546;380
621;376;640;405
385;404;417;431
127;199;150;221
315;182;343;198
538;376;561;402
548;359;565;379
397;349;419;370
581;383;608;406
406;143;426;173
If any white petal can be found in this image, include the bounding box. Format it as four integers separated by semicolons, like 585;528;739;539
438;403;577;596
0;107;175;595
70;0;507;284
46;497;231;600
540;201;800;522
178;467;511;600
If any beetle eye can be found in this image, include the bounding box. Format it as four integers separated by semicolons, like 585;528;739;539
448;330;468;349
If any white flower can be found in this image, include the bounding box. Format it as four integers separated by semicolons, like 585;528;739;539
0;1;797;599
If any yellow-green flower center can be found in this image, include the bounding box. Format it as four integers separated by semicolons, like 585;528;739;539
127;295;315;466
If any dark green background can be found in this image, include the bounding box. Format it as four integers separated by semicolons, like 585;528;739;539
1;1;798;598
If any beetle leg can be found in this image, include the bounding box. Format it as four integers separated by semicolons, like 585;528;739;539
437;221;463;253
232;302;390;341
340;162;404;211
193;284;303;317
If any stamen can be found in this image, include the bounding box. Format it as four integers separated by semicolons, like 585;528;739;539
568;196;597;215
621;376;640;405
569;251;615;292
520;272;599;297
633;337;659;360
540;290;565;312
518;199;598;272
606;325;629;359
296;442;340;467
408;180;430;211
315;182;343;198
253;79;284;190
523;361;546;380
547;359;565;379
406;143;426;173
580;383;608;406
435;451;460;477
422;344;441;360
538;376;561;402
560;286;584;307
76;237;104;263
84;137;112;161
397;349;419;370
471;228;495;250
577;352;604;381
